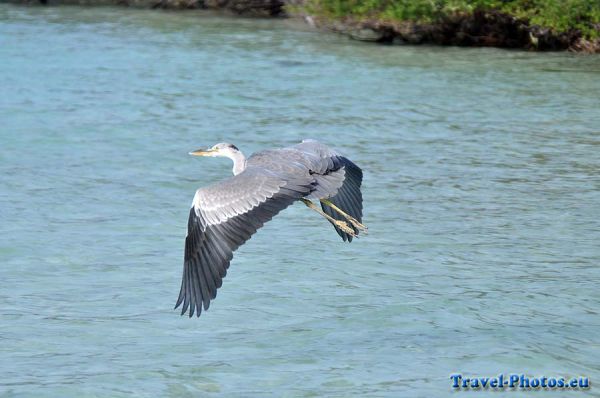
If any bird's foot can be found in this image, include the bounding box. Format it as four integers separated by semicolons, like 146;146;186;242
320;199;368;234
345;216;368;234
334;220;357;236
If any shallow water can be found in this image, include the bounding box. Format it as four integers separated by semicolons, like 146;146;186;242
1;4;600;397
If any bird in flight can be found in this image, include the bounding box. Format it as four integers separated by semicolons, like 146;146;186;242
175;139;366;317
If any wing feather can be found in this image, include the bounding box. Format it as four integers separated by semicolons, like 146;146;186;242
291;140;364;242
176;166;312;317
320;157;363;242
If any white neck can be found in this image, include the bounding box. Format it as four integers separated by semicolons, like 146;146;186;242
227;150;247;175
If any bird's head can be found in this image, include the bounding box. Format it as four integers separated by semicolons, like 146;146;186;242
189;143;240;158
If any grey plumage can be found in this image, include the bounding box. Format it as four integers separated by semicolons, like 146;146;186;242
175;140;364;317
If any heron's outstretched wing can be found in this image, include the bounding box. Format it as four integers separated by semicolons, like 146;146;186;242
176;166;313;317
292;140;364;242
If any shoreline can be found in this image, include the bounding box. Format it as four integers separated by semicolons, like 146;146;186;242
305;11;600;53
7;0;285;15
5;0;600;53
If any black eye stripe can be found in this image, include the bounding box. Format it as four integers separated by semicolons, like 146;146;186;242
229;145;238;151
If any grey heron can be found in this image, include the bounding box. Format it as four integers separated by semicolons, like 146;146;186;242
175;139;366;317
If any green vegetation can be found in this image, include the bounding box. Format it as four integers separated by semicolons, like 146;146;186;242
298;0;600;38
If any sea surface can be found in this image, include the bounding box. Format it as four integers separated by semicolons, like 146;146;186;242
1;4;600;397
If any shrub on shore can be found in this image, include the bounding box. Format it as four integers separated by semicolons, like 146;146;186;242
297;0;600;39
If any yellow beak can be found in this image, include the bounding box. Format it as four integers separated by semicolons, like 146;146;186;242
189;148;216;156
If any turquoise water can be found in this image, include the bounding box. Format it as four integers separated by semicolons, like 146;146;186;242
1;4;600;397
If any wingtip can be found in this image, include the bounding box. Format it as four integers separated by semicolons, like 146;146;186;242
175;304;203;318
175;302;188;317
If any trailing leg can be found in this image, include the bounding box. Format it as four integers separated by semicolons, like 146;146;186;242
301;198;357;237
320;198;368;233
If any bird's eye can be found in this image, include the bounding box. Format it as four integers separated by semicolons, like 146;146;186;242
229;145;238;151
